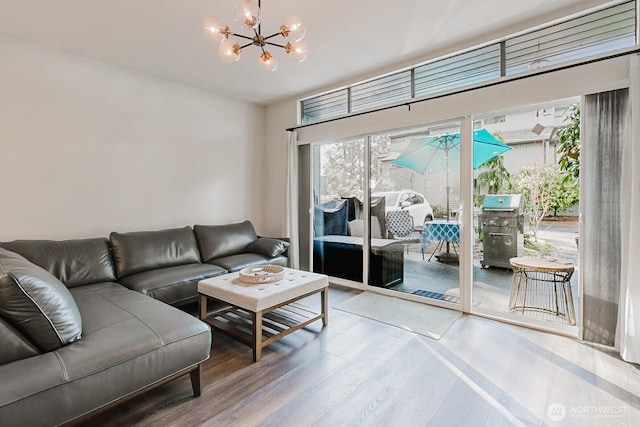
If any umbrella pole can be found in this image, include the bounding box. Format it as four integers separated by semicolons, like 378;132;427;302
445;145;450;222
445;149;450;254
436;142;457;264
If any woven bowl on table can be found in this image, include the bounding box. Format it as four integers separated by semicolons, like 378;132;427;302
238;265;285;284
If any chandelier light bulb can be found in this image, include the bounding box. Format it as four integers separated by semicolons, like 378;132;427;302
280;15;305;42
236;0;261;30
285;41;308;63
219;39;242;63
259;51;278;71
202;17;227;43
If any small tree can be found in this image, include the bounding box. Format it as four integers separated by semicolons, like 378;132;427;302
321;135;390;201
550;175;580;214
322;140;365;200
510;165;564;241
476;155;511;195
556;104;580;180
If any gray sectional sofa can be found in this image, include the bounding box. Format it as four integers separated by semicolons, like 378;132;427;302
0;220;289;426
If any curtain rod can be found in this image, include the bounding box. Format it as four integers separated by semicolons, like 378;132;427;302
286;47;640;132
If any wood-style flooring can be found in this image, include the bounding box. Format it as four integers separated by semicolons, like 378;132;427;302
79;287;640;426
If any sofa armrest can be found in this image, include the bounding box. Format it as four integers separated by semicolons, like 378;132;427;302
259;236;290;243
246;237;290;258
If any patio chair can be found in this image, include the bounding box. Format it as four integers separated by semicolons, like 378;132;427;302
385;210;421;253
313;199;348;236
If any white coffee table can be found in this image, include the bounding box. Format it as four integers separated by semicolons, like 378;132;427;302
198;268;329;362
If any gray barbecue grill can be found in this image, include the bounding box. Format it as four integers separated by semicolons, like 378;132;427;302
480;194;525;268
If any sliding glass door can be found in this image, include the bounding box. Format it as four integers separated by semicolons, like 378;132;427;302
470;98;580;335
368;124;461;306
311;138;366;284
307;101;582;336
307;98;584;337
310;122;462;308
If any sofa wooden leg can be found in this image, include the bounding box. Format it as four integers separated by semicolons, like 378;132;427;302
190;364;202;397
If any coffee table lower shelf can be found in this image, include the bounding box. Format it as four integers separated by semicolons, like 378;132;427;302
199;289;327;362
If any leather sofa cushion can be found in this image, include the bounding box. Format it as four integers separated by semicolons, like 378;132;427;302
1;238;115;287
246;237;290;258
117;263;226;306
110;227;201;278
0;282;211;426
208;253;288;273
0;316;39;365
67;282;210;377
0;248;82;352
194;220;258;262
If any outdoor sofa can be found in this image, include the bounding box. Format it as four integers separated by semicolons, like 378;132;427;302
312;197;404;287
0;220;289;426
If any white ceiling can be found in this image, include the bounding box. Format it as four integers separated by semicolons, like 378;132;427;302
0;0;614;105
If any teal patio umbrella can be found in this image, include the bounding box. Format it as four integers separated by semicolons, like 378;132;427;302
392;128;511;220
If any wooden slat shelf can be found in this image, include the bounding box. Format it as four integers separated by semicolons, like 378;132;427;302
201;295;327;361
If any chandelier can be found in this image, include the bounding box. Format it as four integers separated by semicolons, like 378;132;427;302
203;0;308;71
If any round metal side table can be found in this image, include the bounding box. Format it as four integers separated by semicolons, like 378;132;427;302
509;256;576;325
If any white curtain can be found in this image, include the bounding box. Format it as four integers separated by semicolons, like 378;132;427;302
286;130;300;269
616;54;640;363
582;89;626;345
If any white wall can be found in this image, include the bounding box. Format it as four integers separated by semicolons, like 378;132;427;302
0;35;265;240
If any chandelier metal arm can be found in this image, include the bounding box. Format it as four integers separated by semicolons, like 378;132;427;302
265;41;286;49
262;32;284;42
230;33;254;42
238;40;285;50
